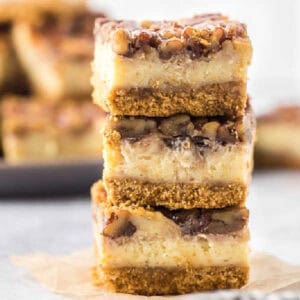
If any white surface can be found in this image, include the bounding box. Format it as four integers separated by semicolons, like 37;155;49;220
0;171;300;299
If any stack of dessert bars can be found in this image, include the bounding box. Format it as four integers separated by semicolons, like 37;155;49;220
91;14;254;295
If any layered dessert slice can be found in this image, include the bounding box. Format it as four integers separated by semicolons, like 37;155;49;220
255;105;300;168
1;97;106;163
92;14;252;117
92;181;250;295
12;9;105;100
103;105;255;209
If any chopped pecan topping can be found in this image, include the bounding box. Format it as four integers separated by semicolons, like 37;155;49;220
158;115;193;136
96;14;248;59
158;207;248;235
112;107;252;147
103;211;136;239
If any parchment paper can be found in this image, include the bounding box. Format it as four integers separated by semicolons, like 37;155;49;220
11;248;300;299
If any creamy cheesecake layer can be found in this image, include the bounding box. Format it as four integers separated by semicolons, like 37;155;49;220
95;228;249;269
105;135;252;184
94;39;250;93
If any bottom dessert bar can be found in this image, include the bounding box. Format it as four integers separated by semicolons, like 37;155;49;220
255;105;300;168
1;97;107;163
91;181;250;295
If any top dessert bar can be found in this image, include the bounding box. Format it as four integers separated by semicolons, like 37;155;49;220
93;14;252;117
255;105;300;168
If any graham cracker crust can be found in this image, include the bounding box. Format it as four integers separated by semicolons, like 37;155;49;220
94;265;249;295
104;178;248;209
99;81;247;117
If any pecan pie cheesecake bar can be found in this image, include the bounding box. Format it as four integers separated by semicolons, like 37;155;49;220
92;14;252;117
1;97;106;163
103;105;255;209
255;105;300;168
92;181;249;295
12;9;105;100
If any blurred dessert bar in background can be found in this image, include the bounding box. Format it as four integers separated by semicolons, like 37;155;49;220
0;0;86;23
255;105;300;168
1;97;106;163
103;105;255;209
0;22;28;94
12;8;105;100
92;14;252;117
0;0;107;163
92;181;250;295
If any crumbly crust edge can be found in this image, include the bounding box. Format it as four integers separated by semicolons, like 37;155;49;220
104;178;248;209
96;81;247;117
93;265;249;295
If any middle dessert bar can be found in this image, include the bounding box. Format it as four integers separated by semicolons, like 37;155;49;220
103;105;255;209
93;14;252;117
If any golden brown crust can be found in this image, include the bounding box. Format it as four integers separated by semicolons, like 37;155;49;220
104;178;248;209
94;265;249;295
96;81;247;117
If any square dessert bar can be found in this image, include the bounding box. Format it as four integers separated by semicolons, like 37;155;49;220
12;10;105;100
92;181;250;295
92;14;252;117
103;104;255;209
255;105;300;168
1;97;106;163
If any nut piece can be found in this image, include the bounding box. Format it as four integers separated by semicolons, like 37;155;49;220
161;30;175;39
116;118;156;141
235;117;246;142
217;124;238;144
103;210;136;239
159;38;183;58
201;121;220;139
183;26;197;38
112;28;130;55
159;114;193;136
211;27;225;46
209;208;248;234
140;20;152;29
